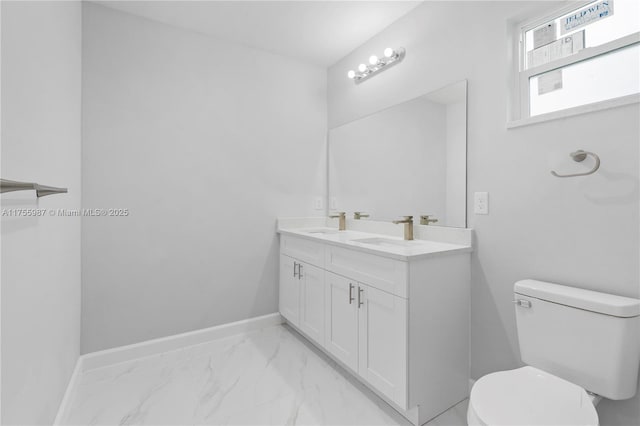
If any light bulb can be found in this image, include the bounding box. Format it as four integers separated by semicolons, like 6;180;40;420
358;63;367;72
384;47;394;58
347;70;355;79
369;55;378;65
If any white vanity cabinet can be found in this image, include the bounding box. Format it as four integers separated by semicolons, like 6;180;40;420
279;232;470;426
357;282;408;407
323;271;408;406
279;255;300;325
280;236;326;346
298;261;325;344
324;272;359;370
279;254;325;344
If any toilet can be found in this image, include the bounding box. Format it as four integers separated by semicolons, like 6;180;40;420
468;279;640;426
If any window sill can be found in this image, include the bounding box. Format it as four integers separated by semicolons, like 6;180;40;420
507;94;640;129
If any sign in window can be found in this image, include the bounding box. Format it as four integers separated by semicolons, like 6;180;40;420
514;0;639;120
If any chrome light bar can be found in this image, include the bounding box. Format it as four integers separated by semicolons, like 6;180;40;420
347;47;406;84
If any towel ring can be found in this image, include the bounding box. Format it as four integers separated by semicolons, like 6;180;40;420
551;150;600;178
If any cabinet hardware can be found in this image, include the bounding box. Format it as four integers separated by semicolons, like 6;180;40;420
298;264;303;279
358;287;364;308
349;283;354;304
293;262;298;278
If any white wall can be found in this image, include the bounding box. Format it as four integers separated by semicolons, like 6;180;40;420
1;2;82;424
81;4;327;353
328;2;639;424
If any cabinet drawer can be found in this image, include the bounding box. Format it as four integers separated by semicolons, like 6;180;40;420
280;235;325;268
325;246;408;298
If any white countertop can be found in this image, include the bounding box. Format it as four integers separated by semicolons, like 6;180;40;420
278;227;472;261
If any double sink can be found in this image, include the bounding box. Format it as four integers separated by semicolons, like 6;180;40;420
302;228;439;248
278;219;472;260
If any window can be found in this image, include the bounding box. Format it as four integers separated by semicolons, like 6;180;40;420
510;0;640;124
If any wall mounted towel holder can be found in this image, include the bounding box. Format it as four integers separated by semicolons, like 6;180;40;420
0;178;68;197
551;150;600;178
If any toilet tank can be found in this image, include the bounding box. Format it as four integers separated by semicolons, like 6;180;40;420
514;280;640;400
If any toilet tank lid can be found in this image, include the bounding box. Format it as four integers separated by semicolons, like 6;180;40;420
515;280;640;318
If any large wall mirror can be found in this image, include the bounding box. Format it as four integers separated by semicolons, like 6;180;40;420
328;80;467;228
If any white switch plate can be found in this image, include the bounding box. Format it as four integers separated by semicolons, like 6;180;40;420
474;192;489;214
313;197;323;210
330;197;337;210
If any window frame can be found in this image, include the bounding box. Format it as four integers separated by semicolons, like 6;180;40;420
508;0;640;128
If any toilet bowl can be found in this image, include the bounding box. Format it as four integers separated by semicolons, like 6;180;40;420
467;280;640;426
467;366;599;426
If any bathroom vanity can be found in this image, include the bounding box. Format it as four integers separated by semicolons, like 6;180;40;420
277;218;472;426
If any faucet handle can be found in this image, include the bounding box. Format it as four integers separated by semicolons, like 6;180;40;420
420;215;438;225
329;211;346;219
354;212;369;220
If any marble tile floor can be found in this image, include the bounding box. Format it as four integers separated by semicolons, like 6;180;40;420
62;324;468;426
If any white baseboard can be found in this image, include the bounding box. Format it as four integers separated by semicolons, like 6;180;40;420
82;313;283;372
53;355;84;425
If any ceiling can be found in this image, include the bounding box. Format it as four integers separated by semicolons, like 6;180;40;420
93;1;423;67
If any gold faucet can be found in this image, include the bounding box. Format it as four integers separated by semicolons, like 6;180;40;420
420;215;438;225
354;212;369;220
392;216;414;240
329;212;346;231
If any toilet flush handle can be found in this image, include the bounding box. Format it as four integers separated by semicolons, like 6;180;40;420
513;299;532;308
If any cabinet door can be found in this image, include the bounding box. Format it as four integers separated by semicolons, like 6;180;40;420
279;255;300;326
299;262;325;345
358;283;408;408
324;272;358;371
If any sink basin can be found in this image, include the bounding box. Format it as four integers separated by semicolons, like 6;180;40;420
303;228;339;235
351;237;415;247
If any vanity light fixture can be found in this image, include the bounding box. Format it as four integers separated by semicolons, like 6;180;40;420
346;47;406;84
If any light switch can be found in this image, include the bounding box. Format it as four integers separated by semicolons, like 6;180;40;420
330;197;337;210
474;192;489;215
313;197;323;210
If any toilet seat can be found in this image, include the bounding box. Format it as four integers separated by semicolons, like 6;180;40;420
468;366;599;426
